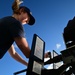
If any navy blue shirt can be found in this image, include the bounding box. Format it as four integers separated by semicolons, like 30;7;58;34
0;16;24;59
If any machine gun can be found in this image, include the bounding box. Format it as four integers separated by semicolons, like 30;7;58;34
13;34;75;75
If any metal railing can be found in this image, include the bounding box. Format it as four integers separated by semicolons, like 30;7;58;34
13;69;27;75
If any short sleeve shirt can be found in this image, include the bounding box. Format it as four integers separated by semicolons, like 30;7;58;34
0;16;24;59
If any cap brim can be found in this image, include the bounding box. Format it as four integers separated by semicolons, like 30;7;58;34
28;14;35;25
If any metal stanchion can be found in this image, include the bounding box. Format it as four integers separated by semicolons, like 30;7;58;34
14;69;27;75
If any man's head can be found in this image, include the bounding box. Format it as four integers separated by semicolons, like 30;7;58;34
12;0;35;25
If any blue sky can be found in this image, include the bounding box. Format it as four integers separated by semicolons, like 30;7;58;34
0;0;75;75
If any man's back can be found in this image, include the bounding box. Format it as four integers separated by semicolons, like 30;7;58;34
0;16;24;59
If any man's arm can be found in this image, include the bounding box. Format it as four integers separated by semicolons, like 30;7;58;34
14;37;50;62
14;37;50;58
8;45;28;66
14;37;31;58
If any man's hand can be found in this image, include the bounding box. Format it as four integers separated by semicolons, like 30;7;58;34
44;52;51;58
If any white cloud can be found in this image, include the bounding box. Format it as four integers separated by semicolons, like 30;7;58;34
56;43;61;49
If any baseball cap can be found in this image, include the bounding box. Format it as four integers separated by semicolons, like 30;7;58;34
19;6;35;25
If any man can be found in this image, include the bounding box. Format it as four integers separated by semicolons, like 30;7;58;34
0;0;49;66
